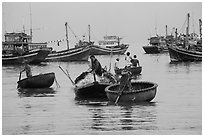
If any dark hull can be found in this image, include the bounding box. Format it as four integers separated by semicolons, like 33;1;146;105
143;46;168;54
89;45;128;55
45;47;90;61
74;82;110;99
105;81;158;103
115;66;142;75
17;72;55;88
2;48;50;65
168;46;202;62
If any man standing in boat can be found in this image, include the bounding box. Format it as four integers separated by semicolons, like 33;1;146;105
114;58;120;70
131;55;140;67
89;55;103;77
21;60;32;78
125;52;132;67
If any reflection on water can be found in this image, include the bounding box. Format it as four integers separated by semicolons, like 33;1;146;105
18;88;57;97
79;102;158;132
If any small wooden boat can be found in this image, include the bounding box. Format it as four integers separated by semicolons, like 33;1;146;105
105;81;158;103
17;72;55;88
74;82;110;99
115;66;142;75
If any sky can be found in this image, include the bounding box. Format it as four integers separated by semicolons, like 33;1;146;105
2;2;202;50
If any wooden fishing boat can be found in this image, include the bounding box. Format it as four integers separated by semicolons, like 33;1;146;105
115;66;142;75
89;35;129;55
168;45;202;62
2;32;51;64
74;82;110;99
17;72;55;88
2;48;51;64
105;81;158;103
74;71;117;99
45;46;90;61
167;13;202;62
143;36;168;54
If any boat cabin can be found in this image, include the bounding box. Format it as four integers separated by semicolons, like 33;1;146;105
98;35;123;48
2;32;47;54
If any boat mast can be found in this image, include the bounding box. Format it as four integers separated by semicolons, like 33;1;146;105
199;19;202;38
65;22;69;50
29;3;32;42
185;13;190;48
88;24;90;43
165;25;168;37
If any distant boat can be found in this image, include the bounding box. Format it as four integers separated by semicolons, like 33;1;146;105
168;13;202;62
143;35;168;54
45;46;90;62
105;81;158;103
45;22;90;62
17;72;55;89
89;35;129;55
2;32;50;64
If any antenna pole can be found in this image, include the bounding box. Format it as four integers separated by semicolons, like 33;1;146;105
65;22;69;50
29;3;32;42
88;24;90;43
199;19;202;38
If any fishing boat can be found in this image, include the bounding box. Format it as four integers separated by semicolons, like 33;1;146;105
168;13;202;62
143;36;168;54
17;72;55;89
89;35;129;55
45;22;90;62
105;81;158;103
74;82;110;99
2;32;51;64
143;25;175;54
115;66;142;75
168;45;202;62
74;71;117;99
45;46;90;61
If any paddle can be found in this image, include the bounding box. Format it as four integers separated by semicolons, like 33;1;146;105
115;71;132;104
59;66;77;87
17;71;22;88
114;81;128;104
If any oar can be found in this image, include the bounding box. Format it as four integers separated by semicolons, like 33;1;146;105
59;66;77;87
114;82;127;104
115;73;132;104
66;69;76;86
17;71;22;88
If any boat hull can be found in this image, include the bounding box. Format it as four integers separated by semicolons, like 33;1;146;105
45;47;90;61
74;82;110;99
105;81;158;103
143;45;168;54
89;45;128;55
115;66;142;75
168;46;202;62
17;72;55;88
2;48;50;65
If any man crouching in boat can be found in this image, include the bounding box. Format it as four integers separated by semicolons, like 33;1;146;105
119;70;133;92
21;60;32;78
